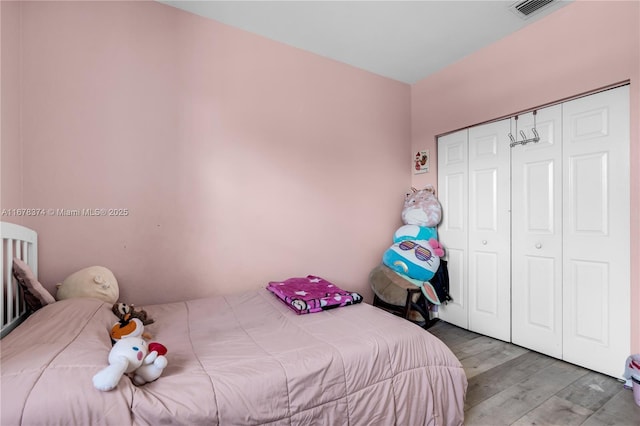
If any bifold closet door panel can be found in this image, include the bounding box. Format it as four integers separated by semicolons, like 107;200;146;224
437;129;469;329
467;119;511;341
562;86;630;378
511;106;563;358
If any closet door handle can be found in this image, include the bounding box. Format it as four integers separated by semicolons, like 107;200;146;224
535;243;542;249
482;240;488;245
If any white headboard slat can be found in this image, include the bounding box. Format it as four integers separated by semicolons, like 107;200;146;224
1;222;38;338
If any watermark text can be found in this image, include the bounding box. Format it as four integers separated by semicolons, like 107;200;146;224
2;208;130;217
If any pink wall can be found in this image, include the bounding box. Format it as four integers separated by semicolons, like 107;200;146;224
6;0;411;304
411;0;640;351
5;0;637;350
1;0;23;220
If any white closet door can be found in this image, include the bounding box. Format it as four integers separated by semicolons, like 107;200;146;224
511;106;563;358
562;86;630;378
437;129;469;329
468;119;511;341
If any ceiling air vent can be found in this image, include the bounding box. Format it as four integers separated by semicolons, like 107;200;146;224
509;0;556;19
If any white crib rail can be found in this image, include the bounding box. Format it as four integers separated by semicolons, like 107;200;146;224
1;222;38;338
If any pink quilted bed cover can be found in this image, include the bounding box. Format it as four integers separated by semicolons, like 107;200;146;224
1;291;467;425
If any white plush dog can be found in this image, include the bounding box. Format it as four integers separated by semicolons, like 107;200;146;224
93;338;168;391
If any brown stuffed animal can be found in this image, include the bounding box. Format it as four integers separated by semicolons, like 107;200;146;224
112;302;154;326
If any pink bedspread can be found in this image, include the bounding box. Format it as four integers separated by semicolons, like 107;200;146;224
1;291;467;425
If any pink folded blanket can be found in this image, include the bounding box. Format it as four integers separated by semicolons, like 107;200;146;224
267;275;363;314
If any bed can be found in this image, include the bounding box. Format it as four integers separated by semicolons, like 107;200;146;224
1;222;467;425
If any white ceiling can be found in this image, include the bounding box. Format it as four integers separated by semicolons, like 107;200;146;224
160;1;572;84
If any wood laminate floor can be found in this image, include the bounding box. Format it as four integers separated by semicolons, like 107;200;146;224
427;320;640;426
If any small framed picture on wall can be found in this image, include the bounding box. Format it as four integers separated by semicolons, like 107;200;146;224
414;150;429;174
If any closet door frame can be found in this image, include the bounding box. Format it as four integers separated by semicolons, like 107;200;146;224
435;85;630;378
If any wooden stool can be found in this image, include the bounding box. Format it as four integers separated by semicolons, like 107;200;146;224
369;265;439;329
